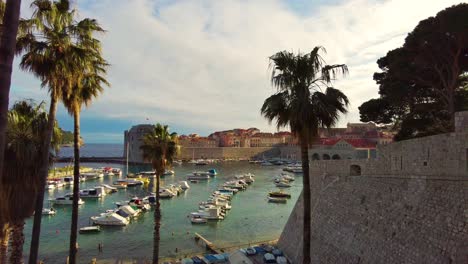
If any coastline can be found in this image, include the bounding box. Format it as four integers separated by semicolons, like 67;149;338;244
93;238;279;263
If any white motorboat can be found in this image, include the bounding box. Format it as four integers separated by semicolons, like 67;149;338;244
42;208;56;215
91;212;129;226
111;168;122;176
81;172;104;180
178;181;190;190
115;205;140;219
140;171;156;178
187;174;210;180
160;188;177;198
162;170;174;176
99;184;118;193
79;226;101;234
190;215;207;224
50;194;84;205
80;186;106;198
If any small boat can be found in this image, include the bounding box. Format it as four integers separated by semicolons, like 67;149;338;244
189;179;199;183
179;181;190;190
173;160;183;165
195;160;208;166
190;215;207;224
139;171;156;178
80;187;106;198
42;208;56;216
281;174;295;181
79;226;101;234
276;256;287;264
91;212;129;226
268;197;287;203
63;176;74;186
111;168;122;176
275;181;291;188
245;247;257;256
162;170;175;176
50;194;84;205
99;184;118;193
187;174;210;180
115;205;141;219
264;253;276;263
268;191;291;198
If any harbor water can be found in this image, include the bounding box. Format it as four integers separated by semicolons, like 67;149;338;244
23;149;302;263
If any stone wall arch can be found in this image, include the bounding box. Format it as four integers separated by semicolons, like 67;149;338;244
332;154;341;160
350;164;362;176
323;154;331;160
312;153;320;160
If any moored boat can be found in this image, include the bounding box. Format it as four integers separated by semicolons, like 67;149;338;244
268;191;291;198
91;212;129;226
190;215;207;224
50;194;84;205
42;208;56;216
79;226;101;234
268;196;287;203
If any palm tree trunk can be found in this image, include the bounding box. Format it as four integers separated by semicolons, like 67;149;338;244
0;223;9;264
152;173;161;264
300;140;311;264
9;221;25;264
0;0;22;184
29;95;59;264
68;106;80;264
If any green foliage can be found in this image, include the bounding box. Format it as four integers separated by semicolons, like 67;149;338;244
1;100;61;222
261;47;349;144
140;124;179;174
359;3;468;140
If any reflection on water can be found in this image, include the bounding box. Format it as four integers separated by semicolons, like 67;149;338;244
24;161;302;262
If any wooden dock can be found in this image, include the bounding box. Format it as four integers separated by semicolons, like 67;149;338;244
194;232;221;254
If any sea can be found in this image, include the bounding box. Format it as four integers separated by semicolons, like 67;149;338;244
22;144;302;263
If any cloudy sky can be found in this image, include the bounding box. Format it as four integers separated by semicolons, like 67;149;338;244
10;0;461;143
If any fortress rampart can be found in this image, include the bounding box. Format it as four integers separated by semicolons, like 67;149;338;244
278;111;468;263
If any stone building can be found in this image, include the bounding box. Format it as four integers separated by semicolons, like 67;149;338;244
123;124;154;163
278;111;468;264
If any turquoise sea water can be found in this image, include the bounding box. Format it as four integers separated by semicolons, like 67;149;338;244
23;161;302;263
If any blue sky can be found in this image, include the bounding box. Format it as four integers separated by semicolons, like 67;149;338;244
10;0;461;143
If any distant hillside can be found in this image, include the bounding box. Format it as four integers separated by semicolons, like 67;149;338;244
60;129;84;146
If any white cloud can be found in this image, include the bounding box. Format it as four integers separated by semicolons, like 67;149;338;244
11;0;462;140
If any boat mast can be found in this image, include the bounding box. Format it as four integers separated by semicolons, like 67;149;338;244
126;141;129;176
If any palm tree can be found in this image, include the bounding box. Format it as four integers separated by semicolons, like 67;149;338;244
62;19;109;263
14;1;86;262
0;0;22;184
0;1;22;256
261;47;349;264
140;124;178;264
0;100;61;264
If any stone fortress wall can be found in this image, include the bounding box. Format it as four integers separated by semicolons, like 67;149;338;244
177;146;280;160
278;111;468;264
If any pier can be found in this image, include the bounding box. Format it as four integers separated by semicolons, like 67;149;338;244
57;156;125;164
194;233;221;254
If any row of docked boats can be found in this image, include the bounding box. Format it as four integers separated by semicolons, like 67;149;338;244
45;167;123;190
273;173;295;188
88;181;192;227
189;173;254;224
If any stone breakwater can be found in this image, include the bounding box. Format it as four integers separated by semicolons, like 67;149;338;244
278;111;468;263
